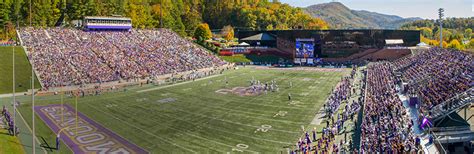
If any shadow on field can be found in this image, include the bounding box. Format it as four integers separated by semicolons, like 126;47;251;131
0;131;10;136
39;136;55;152
351;102;363;151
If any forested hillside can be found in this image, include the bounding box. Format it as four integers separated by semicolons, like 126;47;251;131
304;2;420;29
0;0;329;39
400;17;474;50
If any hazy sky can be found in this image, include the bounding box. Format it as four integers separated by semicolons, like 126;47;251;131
279;0;473;19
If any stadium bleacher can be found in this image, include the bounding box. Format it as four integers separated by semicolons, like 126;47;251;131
360;62;415;152
19;28;226;89
290;47;473;153
15;27;474;153
392;48;473;117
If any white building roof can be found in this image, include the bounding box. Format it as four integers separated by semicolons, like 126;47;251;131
385;39;404;45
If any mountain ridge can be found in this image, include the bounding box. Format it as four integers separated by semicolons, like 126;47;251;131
304;2;422;29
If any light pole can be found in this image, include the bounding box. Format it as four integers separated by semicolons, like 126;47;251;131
29;0;32;27
12;44;16;136
438;8;444;48
31;47;35;154
160;0;163;28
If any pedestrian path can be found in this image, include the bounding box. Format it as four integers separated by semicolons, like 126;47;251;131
397;85;443;153
332;67;365;151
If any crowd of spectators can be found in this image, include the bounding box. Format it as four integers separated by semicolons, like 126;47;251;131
0;39;15;46
324;67;356;116
2;105;19;136
292;67;361;153
392;48;473;114
361;63;415;152
290;48;471;153
19;28;226;89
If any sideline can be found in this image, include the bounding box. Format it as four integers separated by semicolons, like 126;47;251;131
137;74;224;93
15;108;48;154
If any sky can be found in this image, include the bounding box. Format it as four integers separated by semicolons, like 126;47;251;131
279;0;473;19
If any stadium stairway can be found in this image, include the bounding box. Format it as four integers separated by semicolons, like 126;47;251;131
429;88;474;122
43;29;51;39
431;122;474;144
434;130;474;144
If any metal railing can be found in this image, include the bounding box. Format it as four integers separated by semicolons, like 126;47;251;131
430;88;474;122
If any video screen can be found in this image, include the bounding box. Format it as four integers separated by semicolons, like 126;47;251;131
295;38;315;58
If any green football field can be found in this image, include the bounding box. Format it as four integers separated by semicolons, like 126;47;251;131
11;67;348;153
0;46;41;94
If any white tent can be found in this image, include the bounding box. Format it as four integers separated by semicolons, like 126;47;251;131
417;42;428;46
238;42;250;46
385;39;404;45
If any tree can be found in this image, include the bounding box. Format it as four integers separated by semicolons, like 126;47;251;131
468;39;474;48
465;28;472;39
238;8;257;30
265;24;273;30
124;1;153;29
5;22;16;39
448;39;462;50
442;41;448;48
419;27;433;38
1;0;334;39
434;29;452;42
181;4;202;36
221;25;234;41
401;17;473;45
306;18;329;30
194;23;212;40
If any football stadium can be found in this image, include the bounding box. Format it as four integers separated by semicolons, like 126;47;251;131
0;1;473;154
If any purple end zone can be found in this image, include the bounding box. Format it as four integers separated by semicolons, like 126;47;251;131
34;104;148;153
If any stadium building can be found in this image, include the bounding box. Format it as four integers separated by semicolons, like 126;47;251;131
83;16;132;31
236;29;420;64
6;15;472;153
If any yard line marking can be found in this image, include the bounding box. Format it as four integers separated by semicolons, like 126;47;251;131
297;70;350;140
141;96;306;125
118;103;293;146
170;107;299;135
162;107;293;145
137;74;223;93
180;104;305;125
103;104;263;153
83;103;197;153
175;71;323;144
143;89;310;110
76;68;344;152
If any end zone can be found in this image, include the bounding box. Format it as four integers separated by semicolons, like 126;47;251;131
34;104;148;153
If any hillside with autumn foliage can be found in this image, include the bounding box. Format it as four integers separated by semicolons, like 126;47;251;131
400;17;474;51
0;0;329;39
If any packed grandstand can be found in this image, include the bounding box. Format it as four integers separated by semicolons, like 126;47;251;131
13;27;474;152
0;22;468;153
295;47;473;153
19;28;226;89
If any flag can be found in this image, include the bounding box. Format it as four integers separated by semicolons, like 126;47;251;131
421;117;433;129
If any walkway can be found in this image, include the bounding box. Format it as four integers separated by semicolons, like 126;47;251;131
398;90;439;153
333;67;365;151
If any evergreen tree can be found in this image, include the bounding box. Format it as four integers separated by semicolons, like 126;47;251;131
194;23;211;40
